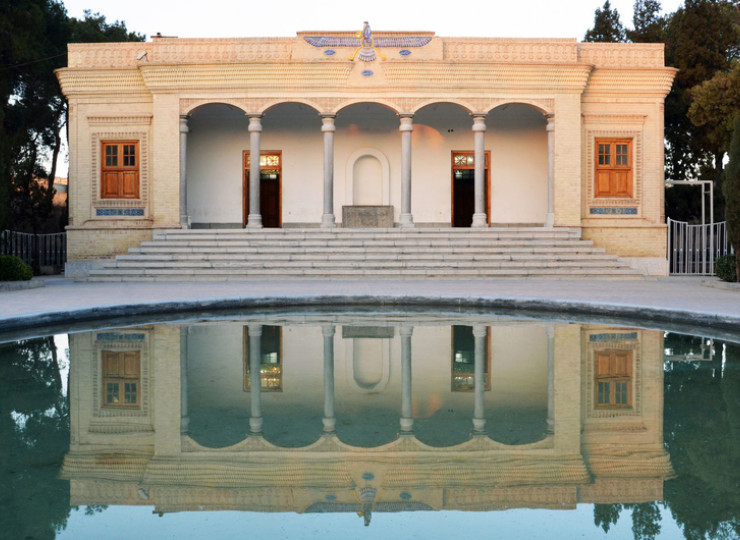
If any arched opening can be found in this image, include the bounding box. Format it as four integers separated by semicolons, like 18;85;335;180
487;103;548;225
352;155;383;205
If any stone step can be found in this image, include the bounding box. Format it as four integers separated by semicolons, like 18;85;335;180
86;227;644;282
116;252;618;263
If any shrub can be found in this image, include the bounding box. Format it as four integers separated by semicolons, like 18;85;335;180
715;253;737;282
0;255;33;281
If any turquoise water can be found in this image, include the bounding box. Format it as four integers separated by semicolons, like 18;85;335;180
1;313;738;540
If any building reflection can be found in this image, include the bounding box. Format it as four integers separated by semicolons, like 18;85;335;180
63;316;673;520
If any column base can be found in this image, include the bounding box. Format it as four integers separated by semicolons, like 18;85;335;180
473;418;486;432
249;417;263;433
180;215;191;229
400;417;414;431
247;214;263;229
399;213;414;228
471;213;488;228
544;212;555;228
320;214;337;228
322;417;336;432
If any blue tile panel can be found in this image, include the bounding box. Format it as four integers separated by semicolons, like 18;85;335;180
97;332;146;341
399;49;412;56
323;49;336;56
96;208;145;216
304;36;432;48
589;207;638;215
362;70;374;77
589;332;638;342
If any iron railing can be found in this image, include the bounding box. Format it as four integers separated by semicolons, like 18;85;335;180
667;218;733;275
0;230;66;271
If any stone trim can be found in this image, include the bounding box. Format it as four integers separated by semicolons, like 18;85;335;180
90;129;149;212
585;126;643;217
583;328;642;419
91;330;151;420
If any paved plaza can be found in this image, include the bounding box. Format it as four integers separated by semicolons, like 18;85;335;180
0;276;738;337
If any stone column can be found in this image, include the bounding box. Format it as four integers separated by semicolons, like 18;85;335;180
247;115;263;229
473;325;487;434
321;114;337;228
546;325;555;434
400;326;414;433
472;114;488;227
399;114;414;228
248;323;263;434
179;115;190;229
180;326;189;433
322;325;336;433
545;114;555;228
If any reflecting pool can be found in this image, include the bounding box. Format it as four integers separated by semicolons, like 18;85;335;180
1;312;739;539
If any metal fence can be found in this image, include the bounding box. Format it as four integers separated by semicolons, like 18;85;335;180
667;218;733;275
0;230;66;271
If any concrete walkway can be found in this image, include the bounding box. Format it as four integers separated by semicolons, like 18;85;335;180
0;275;738;339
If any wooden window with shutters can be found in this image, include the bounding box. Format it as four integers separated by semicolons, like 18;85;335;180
595;139;632;198
102;350;141;409
101;141;140;199
594;349;633;409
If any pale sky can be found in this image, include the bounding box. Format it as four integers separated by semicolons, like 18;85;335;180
61;0;685;40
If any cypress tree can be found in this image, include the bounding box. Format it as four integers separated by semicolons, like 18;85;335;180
584;0;627;42
725;115;740;279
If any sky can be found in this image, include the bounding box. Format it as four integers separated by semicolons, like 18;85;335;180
60;0;686;41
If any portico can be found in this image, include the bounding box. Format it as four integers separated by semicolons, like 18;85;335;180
56;27;676;276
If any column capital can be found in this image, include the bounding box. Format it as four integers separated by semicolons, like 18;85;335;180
179;114;190;132
248;323;263;337
399;326;414;338
545;113;555;130
473;325;488;339
399;114;414;132
247;114;263;132
472;114;487;132
321;114;336;132
322;325;336;338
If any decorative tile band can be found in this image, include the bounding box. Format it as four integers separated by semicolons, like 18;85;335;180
304;36;432;48
96;208;145;217
589;207;638;215
97;332;146;341
590;332;638;342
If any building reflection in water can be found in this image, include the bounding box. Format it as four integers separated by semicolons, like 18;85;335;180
63;316;673;524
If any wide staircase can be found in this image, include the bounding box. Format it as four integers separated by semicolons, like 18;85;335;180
85;227;645;281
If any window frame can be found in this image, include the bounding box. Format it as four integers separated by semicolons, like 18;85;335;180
100;140;140;199
101;350;141;409
594;138;633;199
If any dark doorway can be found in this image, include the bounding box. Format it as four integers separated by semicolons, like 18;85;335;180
243;151;282;228
451;151;490;227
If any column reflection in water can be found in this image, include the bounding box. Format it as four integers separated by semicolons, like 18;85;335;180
62;317;672;521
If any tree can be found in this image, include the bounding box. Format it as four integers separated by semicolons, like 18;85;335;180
627;0;666;42
688;62;740;159
584;0;627;42
664;0;740;194
725;115;740;279
0;3;143;232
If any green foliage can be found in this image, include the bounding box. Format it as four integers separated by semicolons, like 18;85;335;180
688;62;740;156
0;2;143;232
0;254;33;281
584;0;627;42
715;253;737;281
0;337;71;538
725;115;740;278
664;0;740;185
627;0;666;42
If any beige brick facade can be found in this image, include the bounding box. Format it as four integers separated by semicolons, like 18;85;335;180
56;30;676;275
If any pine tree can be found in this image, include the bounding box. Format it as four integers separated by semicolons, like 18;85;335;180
627;0;666;42
584;0;627;42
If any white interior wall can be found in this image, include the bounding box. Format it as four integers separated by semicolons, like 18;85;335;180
186;102;547;227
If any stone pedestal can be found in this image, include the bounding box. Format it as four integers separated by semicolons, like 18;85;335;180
342;205;394;228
